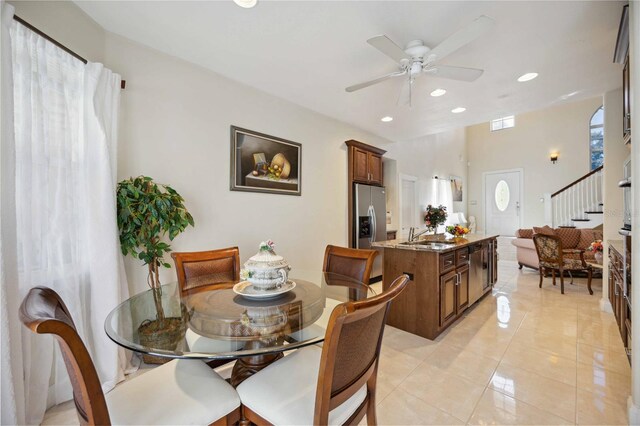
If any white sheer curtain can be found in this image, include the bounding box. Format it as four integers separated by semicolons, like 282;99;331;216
1;12;131;424
432;177;453;230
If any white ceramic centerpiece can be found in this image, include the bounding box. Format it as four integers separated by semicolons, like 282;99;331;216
241;240;290;291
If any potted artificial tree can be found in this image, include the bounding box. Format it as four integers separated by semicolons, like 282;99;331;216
116;176;194;362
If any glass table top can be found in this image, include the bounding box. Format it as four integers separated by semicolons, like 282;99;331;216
104;269;376;360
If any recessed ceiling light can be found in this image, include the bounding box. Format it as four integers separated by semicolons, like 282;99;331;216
517;72;538;82
381;116;393;122
430;88;447;97
451;107;466;114
233;0;257;8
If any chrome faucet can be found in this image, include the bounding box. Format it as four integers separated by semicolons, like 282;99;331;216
408;227;430;242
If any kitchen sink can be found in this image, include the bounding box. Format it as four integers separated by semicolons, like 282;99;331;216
399;240;456;246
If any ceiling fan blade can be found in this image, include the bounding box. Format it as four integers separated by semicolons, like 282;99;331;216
367;35;411;64
427;15;494;63
426;65;484;82
345;70;406;93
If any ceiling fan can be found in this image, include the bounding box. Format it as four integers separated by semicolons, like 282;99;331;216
346;15;495;106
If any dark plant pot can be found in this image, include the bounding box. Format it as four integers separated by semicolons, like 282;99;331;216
138;317;185;364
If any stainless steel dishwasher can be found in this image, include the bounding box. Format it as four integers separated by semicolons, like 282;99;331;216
469;242;489;305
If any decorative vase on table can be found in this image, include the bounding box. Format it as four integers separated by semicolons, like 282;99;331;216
588;240;604;265
594;252;603;265
241;240;291;291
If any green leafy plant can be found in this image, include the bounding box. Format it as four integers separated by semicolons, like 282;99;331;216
424;204;448;232
117;176;194;322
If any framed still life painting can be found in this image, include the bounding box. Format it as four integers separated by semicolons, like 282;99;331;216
230;126;301;196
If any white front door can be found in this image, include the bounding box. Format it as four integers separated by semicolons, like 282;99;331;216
399;175;417;238
484;170;522;236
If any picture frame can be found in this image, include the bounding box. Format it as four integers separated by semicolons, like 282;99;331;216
450;175;463;202
230;126;302;196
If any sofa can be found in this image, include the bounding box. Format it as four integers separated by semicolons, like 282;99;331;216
512;225;603;269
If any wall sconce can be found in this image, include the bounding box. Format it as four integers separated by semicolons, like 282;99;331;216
550;153;559;164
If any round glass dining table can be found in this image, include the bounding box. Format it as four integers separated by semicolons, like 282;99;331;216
105;269;376;386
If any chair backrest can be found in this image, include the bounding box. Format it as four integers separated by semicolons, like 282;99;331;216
19;287;110;425
322;245;378;285
171;247;240;297
313;274;410;424
533;234;564;267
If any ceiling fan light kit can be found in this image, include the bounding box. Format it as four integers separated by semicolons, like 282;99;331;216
517;72;538;82
345;15;495;107
233;0;257;8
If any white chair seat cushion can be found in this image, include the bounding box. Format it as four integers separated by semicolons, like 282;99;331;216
236;346;367;426
106;359;240;425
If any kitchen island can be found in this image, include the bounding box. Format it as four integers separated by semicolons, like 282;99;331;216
373;234;499;339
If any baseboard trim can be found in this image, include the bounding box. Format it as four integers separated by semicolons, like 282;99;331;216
599;297;614;313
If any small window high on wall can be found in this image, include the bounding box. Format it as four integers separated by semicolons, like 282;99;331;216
590;106;604;170
490;115;515;131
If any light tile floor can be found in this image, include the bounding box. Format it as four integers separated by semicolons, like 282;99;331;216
44;259;629;425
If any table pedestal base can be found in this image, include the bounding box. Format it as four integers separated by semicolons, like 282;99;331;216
230;342;284;387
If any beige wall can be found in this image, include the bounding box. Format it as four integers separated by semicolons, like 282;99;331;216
9;1;398;293
103;33;394;293
9;1;105;63
466;96;604;231
385;129;467;235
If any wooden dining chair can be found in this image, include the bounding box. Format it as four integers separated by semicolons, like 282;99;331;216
533;234;593;295
171;247;240;298
322;245;378;285
236;274;410;425
19;286;241;426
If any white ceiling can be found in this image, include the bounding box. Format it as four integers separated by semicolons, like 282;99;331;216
75;1;624;142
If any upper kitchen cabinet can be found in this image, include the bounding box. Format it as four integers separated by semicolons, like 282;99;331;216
346;140;386;186
614;5;630;144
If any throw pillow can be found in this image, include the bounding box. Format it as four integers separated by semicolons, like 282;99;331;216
533;225;555;236
515;229;534;239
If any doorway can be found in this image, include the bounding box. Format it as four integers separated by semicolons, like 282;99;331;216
399;174;418;238
484;169;523;236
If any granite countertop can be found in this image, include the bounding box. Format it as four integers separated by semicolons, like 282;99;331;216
373;233;499;253
608;239;625;255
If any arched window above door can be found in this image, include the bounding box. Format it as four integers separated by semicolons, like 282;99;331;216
590;106;604;170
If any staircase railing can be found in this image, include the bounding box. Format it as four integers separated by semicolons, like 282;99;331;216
551;165;603;227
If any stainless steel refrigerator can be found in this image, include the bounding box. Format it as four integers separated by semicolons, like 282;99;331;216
354;183;387;282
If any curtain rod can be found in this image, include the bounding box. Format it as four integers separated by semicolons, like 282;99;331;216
12;15;126;89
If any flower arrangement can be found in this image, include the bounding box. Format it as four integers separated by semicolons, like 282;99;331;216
446;225;470;238
588;240;604;253
424;204;448;232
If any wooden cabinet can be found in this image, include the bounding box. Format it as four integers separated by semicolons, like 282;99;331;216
346;140;387;247
346;140;385;186
609;242;631;364
439;271;458;328
383;237;498;340
623;55;631;144
368;153;383;185
439;250;470;328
